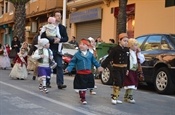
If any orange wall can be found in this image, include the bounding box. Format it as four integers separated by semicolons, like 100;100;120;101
101;3;117;42
132;0;175;37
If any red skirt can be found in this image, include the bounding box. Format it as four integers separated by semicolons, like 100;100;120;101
123;70;138;87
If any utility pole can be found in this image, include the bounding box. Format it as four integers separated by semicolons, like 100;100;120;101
62;0;67;26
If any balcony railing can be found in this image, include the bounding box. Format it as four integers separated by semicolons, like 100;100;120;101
67;0;103;8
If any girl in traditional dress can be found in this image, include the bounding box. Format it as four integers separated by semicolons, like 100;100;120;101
123;38;145;104
0;45;11;69
9;48;28;80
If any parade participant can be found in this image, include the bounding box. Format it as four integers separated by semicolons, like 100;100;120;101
0;45;11;69
123;38;145;104
28;28;40;81
65;39;103;104
32;38;54;93
101;33;129;105
9;48;28;80
5;44;10;55
88;37;98;94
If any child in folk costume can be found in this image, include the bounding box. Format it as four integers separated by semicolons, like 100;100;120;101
32;38;54;93
65;39;103;104
5;44;11;56
9;48;28;80
40;17;62;55
0;45;11;69
88;37;98;94
101;33;129;105
123;38;145;104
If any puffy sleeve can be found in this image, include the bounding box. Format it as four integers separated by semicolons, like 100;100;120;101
32;49;41;60
137;52;145;64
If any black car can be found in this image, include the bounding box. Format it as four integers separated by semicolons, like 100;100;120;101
100;34;175;94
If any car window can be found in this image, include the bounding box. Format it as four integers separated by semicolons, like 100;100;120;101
136;36;147;47
142;36;162;51
170;34;175;45
161;37;171;50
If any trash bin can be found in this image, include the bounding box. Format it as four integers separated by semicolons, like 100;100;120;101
96;43;116;60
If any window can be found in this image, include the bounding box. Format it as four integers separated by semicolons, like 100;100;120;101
161;37;171;50
1;6;4;14
165;0;175;7
136;36;147;47
142;36;162;51
5;2;8;13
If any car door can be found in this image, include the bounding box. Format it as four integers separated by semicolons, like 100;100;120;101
138;35;162;82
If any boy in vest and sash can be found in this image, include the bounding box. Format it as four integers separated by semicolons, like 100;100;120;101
32;38;54;93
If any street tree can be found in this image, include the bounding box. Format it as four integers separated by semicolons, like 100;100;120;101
117;0;128;36
5;0;30;42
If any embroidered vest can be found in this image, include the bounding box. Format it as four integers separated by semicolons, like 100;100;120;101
37;48;51;64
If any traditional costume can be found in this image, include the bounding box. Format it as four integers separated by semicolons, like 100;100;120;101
0;45;11;69
123;38;145;103
32;38;54;93
101;33;130;104
9;50;28;79
66;39;101;104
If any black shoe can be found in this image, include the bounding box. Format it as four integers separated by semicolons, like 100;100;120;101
58;84;67;89
46;83;51;88
32;76;36;80
46;85;52;88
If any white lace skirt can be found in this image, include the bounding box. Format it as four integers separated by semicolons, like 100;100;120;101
9;63;28;79
0;55;11;68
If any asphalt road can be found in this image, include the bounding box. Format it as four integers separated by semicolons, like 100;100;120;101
0;69;175;115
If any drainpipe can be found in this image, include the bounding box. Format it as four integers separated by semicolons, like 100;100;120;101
62;0;67;26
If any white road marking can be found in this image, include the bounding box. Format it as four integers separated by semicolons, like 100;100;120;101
0;81;96;115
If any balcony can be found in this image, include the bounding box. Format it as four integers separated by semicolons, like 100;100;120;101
26;0;63;18
0;12;14;25
67;0;103;8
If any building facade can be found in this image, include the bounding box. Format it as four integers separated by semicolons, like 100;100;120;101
0;0;64;45
67;0;175;43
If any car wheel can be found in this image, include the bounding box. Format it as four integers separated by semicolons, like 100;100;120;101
100;65;113;85
155;67;175;94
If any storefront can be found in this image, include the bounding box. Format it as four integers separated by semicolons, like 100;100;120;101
70;7;102;41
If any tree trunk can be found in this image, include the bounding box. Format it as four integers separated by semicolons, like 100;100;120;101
14;4;26;43
117;0;128;35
